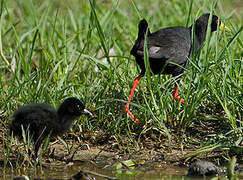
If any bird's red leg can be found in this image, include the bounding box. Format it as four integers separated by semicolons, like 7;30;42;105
125;74;143;122
173;85;184;104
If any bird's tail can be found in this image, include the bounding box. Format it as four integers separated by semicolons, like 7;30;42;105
138;19;150;39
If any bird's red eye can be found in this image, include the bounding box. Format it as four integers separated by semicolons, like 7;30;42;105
216;19;218;24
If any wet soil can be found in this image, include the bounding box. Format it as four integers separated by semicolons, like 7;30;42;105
0;114;242;179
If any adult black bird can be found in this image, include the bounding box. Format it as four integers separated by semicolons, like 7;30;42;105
126;13;229;122
10;97;93;158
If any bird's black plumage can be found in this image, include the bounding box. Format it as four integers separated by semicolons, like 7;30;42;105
10;97;92;158
126;13;226;122
131;13;219;76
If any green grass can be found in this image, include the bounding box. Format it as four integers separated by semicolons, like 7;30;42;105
0;0;242;159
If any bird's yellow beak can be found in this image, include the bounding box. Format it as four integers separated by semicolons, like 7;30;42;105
219;22;230;32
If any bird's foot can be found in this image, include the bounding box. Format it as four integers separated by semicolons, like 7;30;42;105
173;85;184;104
125;103;140;122
125;74;143;122
173;95;185;104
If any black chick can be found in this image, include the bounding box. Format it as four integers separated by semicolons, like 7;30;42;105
10;97;92;158
126;13;229;122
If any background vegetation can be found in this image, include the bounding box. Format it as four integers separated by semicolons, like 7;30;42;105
0;0;242;156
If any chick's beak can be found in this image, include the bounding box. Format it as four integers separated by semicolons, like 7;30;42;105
219;22;230;32
82;109;93;116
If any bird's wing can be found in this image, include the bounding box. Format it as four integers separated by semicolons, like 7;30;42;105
134;26;191;66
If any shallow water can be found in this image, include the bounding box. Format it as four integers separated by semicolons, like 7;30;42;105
1;160;242;180
0;163;186;180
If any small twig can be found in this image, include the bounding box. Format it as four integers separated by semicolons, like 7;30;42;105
73;169;117;180
91;145;107;161
67;148;78;163
117;159;130;170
